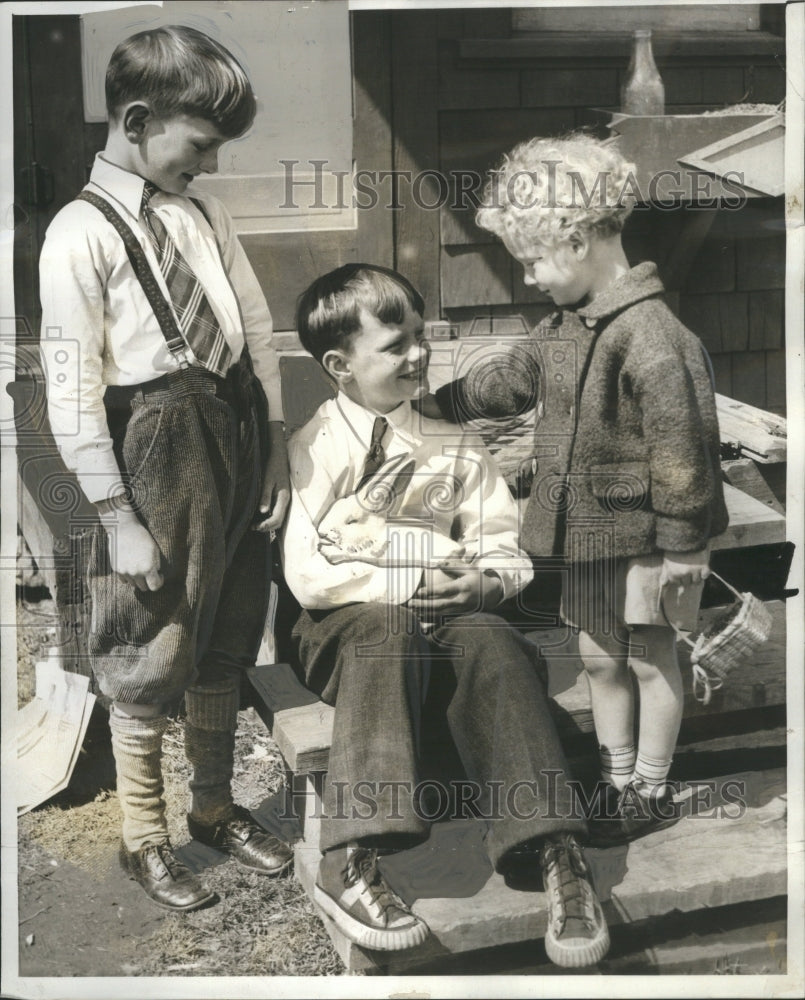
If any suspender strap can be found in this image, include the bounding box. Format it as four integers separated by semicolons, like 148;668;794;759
75;189;191;367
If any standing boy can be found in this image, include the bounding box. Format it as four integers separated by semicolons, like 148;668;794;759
282;264;610;968
427;134;729;842
40;25;293;911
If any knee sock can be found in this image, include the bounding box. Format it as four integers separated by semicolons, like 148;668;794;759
109;706;169;851
632;751;673;796
599;744;636;792
184;679;240;824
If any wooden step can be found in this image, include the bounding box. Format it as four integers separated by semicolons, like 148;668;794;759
292;765;787;974
404;895;787;976
247;600;786;776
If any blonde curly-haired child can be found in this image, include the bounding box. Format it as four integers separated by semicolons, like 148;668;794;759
430;133;729;842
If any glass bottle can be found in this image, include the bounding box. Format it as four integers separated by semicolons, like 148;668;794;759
621;29;665;116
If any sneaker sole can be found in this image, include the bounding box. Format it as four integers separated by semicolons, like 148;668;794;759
313;883;429;952
545;922;610;969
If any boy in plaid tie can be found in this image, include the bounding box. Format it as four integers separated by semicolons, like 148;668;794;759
39;25;293;911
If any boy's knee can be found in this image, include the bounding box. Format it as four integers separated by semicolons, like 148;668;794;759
113;701;166;719
628;624;677;664
345;603;422;644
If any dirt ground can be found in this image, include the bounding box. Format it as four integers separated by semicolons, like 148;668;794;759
13;593;345;979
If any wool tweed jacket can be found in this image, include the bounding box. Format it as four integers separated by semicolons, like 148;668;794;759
435;262;729;562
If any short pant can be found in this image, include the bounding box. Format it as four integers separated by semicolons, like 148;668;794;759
561;552;705;635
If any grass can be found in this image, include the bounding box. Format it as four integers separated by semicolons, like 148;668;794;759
15;592;346;978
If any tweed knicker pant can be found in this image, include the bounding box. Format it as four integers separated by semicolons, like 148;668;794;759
292;604;587;870
88;365;270;705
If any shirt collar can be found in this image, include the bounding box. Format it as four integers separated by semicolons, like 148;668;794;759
575;261;666;321
335;393;419;448
88;154;149;220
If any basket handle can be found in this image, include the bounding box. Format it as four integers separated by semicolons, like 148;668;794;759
657;568;739;650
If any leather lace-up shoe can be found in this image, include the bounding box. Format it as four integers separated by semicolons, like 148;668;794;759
586;779;680;847
187;804;294;875
119;840;216;912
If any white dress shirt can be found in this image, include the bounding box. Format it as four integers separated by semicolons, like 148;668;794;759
39;154;283;502
282;392;534;610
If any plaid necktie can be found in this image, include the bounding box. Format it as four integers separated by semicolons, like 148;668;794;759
357;417;388;489
141;182;231;376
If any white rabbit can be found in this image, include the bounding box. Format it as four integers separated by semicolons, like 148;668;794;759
316;454;466;567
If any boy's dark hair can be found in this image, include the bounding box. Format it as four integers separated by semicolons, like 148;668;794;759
297;264;425;364
106;25;256;138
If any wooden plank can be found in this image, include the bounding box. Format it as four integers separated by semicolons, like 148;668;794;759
389;896;787;976
710;352;733;397
513;5;762;33
273;703;334;775
242;230;358;333
278;355;334;435
294;765;787;974
721;458;785;515
682;240;736;295
716;392;787;463
765;349;786;412
440;245;512;308
726;362;771;438
679;293;724;353
748;290;784;351
438;41;519;110
353;12;394;268
12;18;39;338
747;65;787;104
458;33;786;61
521;68;617;108
27;16;89;310
461;7;512;38
661;66;745;107
602;898;786;975
736;233;785;291
440;108;572;173
391;12;440;319
679;116;785;199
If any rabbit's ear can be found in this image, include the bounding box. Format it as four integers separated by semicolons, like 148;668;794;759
385;459;416;516
355;455;415;514
355;452;406;503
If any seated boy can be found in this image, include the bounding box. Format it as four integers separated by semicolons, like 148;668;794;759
40;26;293;911
281;264;610;968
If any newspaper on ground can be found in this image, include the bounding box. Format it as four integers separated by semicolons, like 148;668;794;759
15;651;96;815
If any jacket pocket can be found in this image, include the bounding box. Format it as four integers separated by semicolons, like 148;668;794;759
589;461;650;512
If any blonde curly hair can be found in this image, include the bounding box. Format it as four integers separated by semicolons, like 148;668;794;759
476;133;637;247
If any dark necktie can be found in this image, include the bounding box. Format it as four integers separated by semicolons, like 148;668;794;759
357;417;388;488
141;182;231;376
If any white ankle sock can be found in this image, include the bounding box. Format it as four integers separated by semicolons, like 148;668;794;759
599;744;636;791
632;752;673;797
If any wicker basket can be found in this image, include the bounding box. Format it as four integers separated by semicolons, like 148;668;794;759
665;571;774;705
